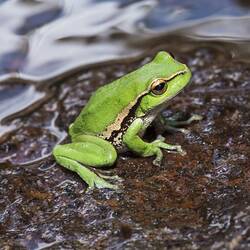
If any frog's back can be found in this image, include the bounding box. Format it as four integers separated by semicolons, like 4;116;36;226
69;51;179;138
69;75;142;138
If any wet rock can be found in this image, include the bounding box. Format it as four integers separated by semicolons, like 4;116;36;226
0;39;250;249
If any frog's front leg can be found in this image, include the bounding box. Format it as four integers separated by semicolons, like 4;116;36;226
53;135;118;189
158;113;202;134
123;118;185;166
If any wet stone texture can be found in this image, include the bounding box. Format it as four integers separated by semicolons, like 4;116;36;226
0;39;250;249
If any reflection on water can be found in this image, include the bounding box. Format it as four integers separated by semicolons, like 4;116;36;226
0;0;249;80
144;0;250;28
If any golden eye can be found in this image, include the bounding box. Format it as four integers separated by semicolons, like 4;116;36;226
151;79;168;95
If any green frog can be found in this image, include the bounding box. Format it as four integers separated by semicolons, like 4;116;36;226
53;51;201;189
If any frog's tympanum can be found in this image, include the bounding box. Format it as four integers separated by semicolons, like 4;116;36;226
53;51;201;189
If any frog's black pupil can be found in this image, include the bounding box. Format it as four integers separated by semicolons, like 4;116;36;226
154;83;165;91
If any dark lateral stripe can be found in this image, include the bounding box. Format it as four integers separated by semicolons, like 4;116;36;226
107;91;149;143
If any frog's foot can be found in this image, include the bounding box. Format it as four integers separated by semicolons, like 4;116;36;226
53;136;120;190
153;136;186;155
55;156;119;190
180;114;203;125
98;172;123;182
161;114;203;134
145;138;186;167
165;126;190;135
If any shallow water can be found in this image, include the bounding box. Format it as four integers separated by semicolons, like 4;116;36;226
1;0;250;79
0;0;250;249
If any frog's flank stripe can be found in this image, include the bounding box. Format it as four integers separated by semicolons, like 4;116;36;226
101;90;148;141
107;91;149;147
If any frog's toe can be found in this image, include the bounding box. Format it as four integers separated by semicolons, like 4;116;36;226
156;135;165;142
93;178;120;190
189;114;203;122
176;146;187;156
98;173;123;182
179;128;190;134
153;158;162;167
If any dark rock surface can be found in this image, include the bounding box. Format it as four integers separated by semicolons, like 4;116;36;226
0;39;249;249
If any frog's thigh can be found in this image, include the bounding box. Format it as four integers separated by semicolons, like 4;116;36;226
53;137;118;189
54;138;117;167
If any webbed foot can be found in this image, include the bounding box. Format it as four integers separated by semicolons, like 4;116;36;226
160;113;203;134
146;136;186;166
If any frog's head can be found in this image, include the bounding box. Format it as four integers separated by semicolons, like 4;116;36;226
135;51;191;117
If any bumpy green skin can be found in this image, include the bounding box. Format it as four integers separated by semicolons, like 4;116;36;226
53;51;192;189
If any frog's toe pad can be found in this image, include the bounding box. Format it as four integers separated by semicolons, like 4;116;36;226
98;173;123;182
153;159;162;167
179;149;187;156
93;178;120;190
179;128;190;134
156;135;165;142
190;114;203;121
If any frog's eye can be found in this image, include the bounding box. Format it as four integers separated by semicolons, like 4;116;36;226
150;79;168;95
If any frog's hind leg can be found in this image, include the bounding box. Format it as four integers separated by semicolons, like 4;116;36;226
53;136;118;189
54;156;117;189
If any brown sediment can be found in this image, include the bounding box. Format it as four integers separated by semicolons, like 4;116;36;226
0;39;250;249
